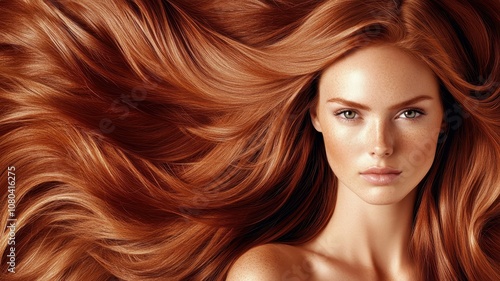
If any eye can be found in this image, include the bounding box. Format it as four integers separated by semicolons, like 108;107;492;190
399;109;424;119
337;110;357;119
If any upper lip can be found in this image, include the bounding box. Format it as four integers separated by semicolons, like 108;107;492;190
360;167;401;174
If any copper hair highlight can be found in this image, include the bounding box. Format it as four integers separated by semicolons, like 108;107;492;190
0;0;498;280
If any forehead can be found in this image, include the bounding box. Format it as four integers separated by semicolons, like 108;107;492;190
318;45;439;101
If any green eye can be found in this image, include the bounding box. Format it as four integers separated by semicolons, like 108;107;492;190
343;111;357;119
403;110;419;118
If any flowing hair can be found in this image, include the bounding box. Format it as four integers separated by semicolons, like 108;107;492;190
0;0;498;280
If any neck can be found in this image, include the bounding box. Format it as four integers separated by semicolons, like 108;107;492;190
306;181;417;278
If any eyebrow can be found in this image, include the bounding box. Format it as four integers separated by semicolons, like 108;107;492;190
326;95;434;110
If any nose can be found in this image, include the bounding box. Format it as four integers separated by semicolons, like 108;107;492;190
369;120;394;157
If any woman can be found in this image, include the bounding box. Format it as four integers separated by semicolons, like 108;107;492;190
225;0;500;279
0;0;498;280
228;43;450;280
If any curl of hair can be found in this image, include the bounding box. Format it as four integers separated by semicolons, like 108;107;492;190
0;0;498;280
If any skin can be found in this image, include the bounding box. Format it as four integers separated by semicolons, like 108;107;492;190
227;45;443;281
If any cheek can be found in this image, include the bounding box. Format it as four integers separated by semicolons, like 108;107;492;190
321;127;360;172
398;127;440;170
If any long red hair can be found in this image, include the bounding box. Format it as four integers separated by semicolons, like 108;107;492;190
1;0;498;280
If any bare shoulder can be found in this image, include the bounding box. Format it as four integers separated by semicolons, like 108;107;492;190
226;243;306;281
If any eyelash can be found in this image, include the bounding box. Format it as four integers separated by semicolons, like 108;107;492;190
334;110;359;122
334;108;426;122
399;109;425;119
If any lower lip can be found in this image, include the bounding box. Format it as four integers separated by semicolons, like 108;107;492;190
360;173;400;185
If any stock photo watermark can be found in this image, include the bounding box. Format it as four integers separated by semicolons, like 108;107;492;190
6;166;17;273
99;83;154;135
282;259;314;281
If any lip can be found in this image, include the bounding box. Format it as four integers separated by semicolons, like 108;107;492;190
360;167;401;186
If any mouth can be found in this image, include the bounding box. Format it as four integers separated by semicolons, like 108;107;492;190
360;167;402;186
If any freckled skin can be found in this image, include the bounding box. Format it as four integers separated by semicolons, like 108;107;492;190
228;45;444;281
311;45;443;205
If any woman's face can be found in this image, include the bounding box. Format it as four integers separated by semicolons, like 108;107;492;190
311;45;443;205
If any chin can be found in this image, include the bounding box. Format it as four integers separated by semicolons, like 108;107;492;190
358;186;416;206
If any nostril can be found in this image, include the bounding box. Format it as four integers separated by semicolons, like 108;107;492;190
371;146;393;157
